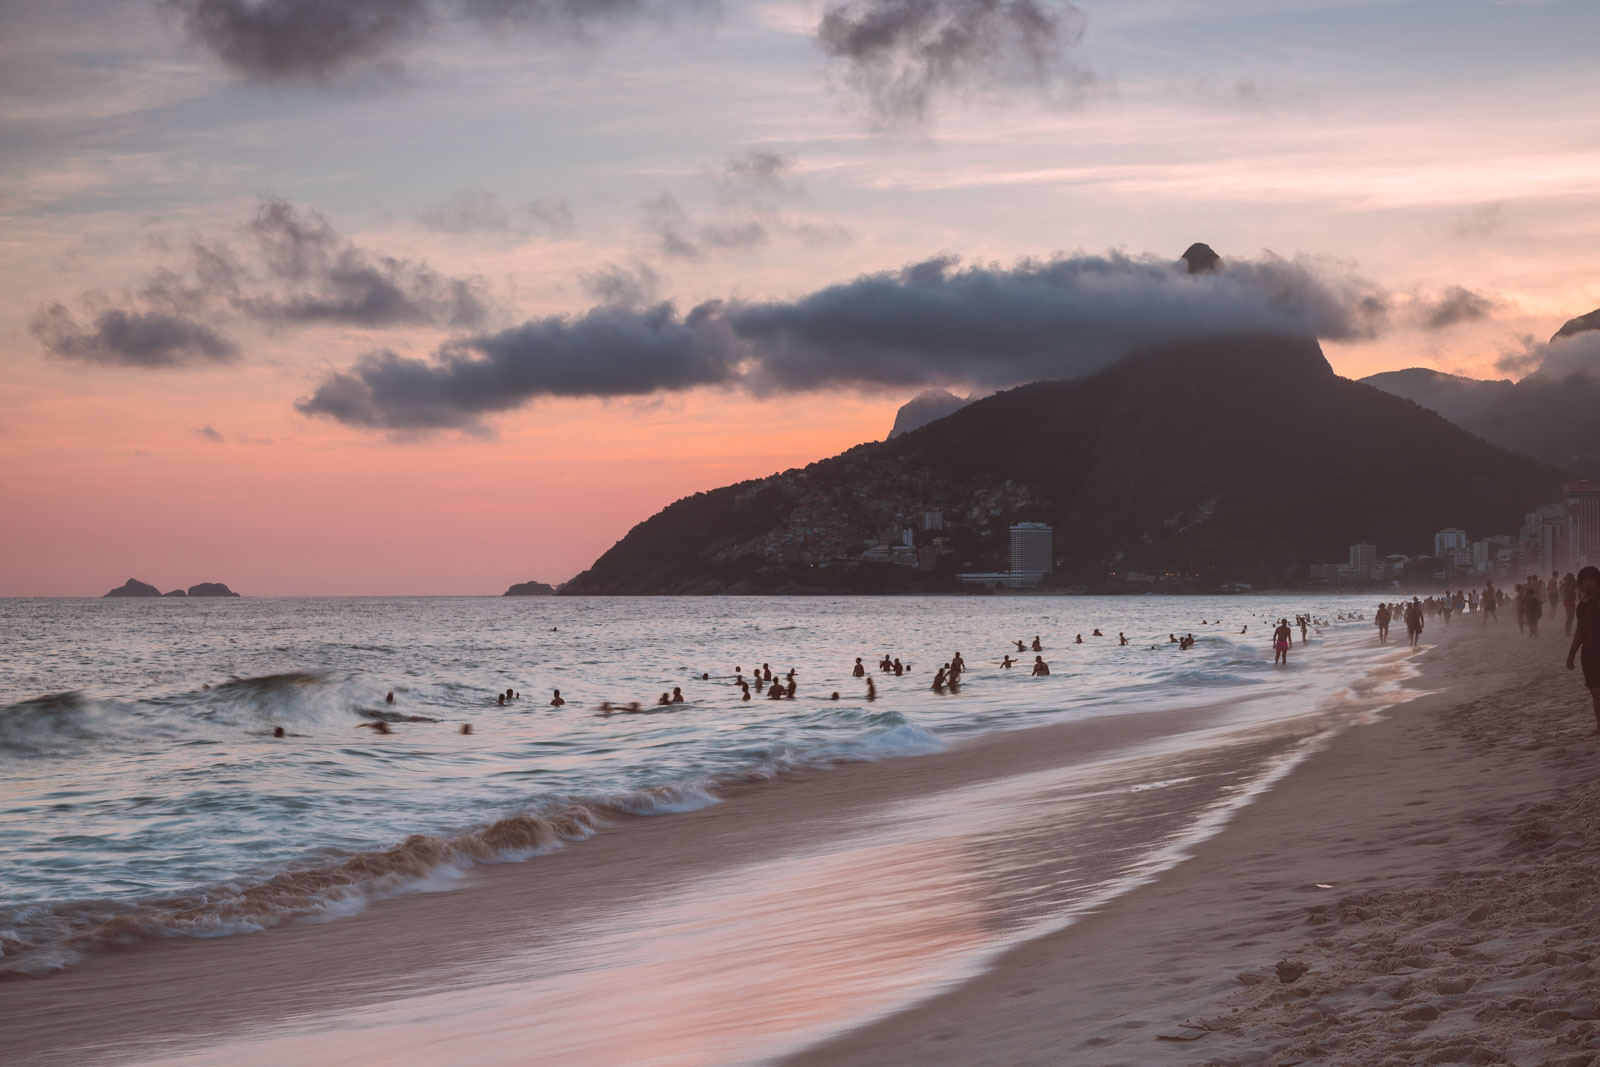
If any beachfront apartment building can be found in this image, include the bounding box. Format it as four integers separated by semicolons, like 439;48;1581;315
1433;528;1468;557
1348;542;1377;574
1570;481;1600;569
1009;522;1054;581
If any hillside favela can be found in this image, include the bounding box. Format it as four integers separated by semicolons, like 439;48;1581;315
5;4;1600;1067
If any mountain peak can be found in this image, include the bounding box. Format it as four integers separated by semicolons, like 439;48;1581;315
887;388;972;439
1552;308;1600;343
1181;242;1222;274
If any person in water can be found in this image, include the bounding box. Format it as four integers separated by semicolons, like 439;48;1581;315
785;678;797;698
1404;598;1424;647
1092;629;1103;637
1031;636;1043;652
852;658;865;678
385;691;395;704
932;666;947;690
671;687;685;703
830;692;840;701
1074;634;1083;644
1119;632;1128;645
496;694;505;706
1015;640;1026;653
768;683;785;700
893;658;904;676
272;726;286;738
658;692;671;706
460;723;473;734
1272;619;1292;665
1565;566;1600;734
550;689;565;707
357;721;392;734
1001;654;1014;668
1375;603;1391;644
865;676;877;701
1031;656;1050;676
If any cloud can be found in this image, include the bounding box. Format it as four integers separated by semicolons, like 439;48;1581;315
167;0;433;82
816;0;1094;126
708;149;802;210
1451;202;1505;239
33;196;491;368
1497;331;1600;381
416;188;576;237
168;0;717;82
296;301;735;429
639;192;767;260
579;261;661;306
1414;285;1497;330
297;247;1410;432
30;303;239;367
196;424;225;442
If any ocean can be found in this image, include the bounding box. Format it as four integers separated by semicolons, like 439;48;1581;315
0;593;1420;1062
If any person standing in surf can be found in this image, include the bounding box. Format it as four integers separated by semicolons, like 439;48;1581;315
1565;566;1600;734
1272;619;1292;665
1376;603;1391;644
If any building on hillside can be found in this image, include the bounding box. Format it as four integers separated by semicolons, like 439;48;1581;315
922;511;944;531
1569;481;1600;569
1433;528;1468;557
1008;522;1054;584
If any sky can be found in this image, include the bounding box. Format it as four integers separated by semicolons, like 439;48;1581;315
3;0;1598;595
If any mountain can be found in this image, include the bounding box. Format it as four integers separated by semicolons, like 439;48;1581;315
887;389;972;439
562;333;1564;594
1362;308;1600;478
104;578;161;598
1357;368;1512;425
503;580;557;596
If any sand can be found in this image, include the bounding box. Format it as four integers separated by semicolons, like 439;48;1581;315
789;619;1600;1067
6;617;1596;1067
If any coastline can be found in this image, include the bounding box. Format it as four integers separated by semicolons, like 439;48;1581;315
787;617;1599;1066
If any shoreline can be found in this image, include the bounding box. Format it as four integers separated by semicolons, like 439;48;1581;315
787;618;1598;1066
1;656;1393;1067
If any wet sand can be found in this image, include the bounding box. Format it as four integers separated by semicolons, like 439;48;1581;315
1;675;1387;1066
790;617;1600;1067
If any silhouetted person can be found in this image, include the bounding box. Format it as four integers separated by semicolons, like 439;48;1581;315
1092;629;1103;637
461;723;473;734
701;673;709;681
1405;599;1424;647
658;692;671;706
1031;656;1049;676
273;726;285;738
357;721;392;734
1273;619;1292;665
1074;634;1083;644
853;658;865;678
1001;655;1014;668
671;687;685;703
550;689;565;707
762;664;772;681
893;658;904;676
740;682;751;701
1376;603;1391;644
385;692;395;704
506;688;515;701
1031;636;1042;652
1483;582;1498;624
1566;566;1600;733
1526;585;1543;638
830;691;840;701
1298;617;1308;643
1119;632;1128;645
497;694;505;706
768;684;784;700
933;666;947;690
1015;640;1026;653
866;676;877;701
784;679;797;698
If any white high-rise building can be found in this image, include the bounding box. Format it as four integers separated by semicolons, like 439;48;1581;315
1348;542;1377;572
1433;528;1468;557
1570;481;1600;569
1009;523;1054;581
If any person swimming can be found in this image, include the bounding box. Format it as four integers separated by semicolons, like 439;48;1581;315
550;689;565;707
356;721;392;734
496;694;505;706
671;687;685;704
658;692;671;706
1075;634;1083;644
865;676;877;701
1031;656;1050;676
1092;629;1103;637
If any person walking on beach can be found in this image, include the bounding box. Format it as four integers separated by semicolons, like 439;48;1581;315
1376;603;1391;644
1483;582;1498;624
1563;572;1579;636
1525;584;1544;638
1272;619;1292;665
1565;566;1600;734
1404;598;1424;647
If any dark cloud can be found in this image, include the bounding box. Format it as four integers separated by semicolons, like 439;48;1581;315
168;0;433;82
816;0;1093;125
34;197;490;369
30;303;239;367
196;424;226;442
709;149;802;210
169;0;716;82
640;191;768;260
295;301;734;429
1415;285;1497;330
1494;335;1543;377
297;249;1413;432
1498;331;1600;381
417;188;577;237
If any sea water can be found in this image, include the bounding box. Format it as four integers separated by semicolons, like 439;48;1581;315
0;594;1399;977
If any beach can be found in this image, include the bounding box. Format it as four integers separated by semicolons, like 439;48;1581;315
3;609;1596;1065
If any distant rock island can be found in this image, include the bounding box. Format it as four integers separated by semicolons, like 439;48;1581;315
103;579;241;598
503;580;557;596
104;579;161;598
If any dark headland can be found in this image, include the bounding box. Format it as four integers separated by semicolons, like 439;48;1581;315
502;581;557;596
560;332;1564;596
